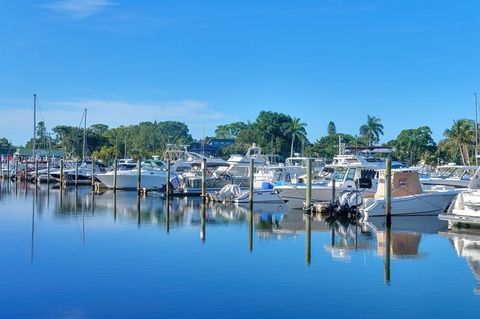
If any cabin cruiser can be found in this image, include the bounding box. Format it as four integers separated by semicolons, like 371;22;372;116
49;161;105;185
362;169;459;217
420;164;478;188
95;159;172;190
439;167;480;227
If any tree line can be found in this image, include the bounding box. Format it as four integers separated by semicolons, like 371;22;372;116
0;111;478;166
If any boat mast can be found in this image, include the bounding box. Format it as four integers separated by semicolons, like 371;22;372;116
475;93;479;166
33;93;36;160
82;108;87;163
124;133;127;158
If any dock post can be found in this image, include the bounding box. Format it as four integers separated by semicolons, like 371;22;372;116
136;195;141;226
60;159;64;188
14;159;18;182
331;178;336;203
46;159;50;184
201;158;207;200
305;158;312;211
249;158;254;204
166;159;171;196
385;157;392;227
7;159;10;180
75;161;79;188
137;159;142;194
113;158;118;192
34;159;39;184
166;196;170;234
91;157;95;188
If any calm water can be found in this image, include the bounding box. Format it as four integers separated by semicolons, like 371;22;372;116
0;181;479;318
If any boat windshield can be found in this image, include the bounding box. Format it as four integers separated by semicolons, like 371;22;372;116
331;167;348;181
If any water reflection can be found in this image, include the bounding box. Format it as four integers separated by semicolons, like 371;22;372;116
441;229;480;294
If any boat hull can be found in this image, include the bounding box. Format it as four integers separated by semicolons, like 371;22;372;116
363;191;458;217
96;172;167;190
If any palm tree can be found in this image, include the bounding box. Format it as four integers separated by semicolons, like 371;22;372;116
359;115;384;146
443;119;475;165
287;117;307;157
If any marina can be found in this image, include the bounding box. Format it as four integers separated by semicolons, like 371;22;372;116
0;180;479;318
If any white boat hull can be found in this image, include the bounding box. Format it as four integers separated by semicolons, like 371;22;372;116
363;191;458;217
275;184;375;209
96;172;167;190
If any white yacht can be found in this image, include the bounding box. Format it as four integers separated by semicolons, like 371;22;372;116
50;161;104;185
207;184;285;204
96;159;172;190
439;167;480;227
420;164;478;188
362;169;459;217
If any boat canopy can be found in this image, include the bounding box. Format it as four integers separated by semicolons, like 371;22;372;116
375;169;423;199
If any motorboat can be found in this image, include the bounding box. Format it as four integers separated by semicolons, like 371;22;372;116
362;169;459;217
275;153;381;209
439;167;480;227
420;164;478;188
50;161;105;185
207;183;285;204
96;159;171;190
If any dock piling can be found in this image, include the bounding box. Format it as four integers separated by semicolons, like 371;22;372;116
249;159;254;204
34;159;38;184
385;157;392;227
305;158;312;211
137;159;142;194
331;178;336;203
113;158;118;192
166;159;171;196
7;159;10;180
75;161;79;188
60;159;64;188
201;158;207;200
91;157;95;188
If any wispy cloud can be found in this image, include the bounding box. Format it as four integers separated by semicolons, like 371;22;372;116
0;98;225;144
42;0;116;19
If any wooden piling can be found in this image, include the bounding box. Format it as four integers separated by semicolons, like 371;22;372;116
305;158;312;211
113;158;118;192
14;159;18;182
91;157;95;187
46;159;50;184
6;159;10;180
75;161;79;188
166;159;171;196
137;159;142;193
34;159;38;184
385;157;392;226
201;158;207;200
249;158;254;204
60;159;64;187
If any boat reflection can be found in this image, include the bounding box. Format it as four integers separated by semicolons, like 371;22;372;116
440;229;480;295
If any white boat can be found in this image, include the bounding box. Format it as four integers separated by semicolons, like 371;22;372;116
207;184;285;204
362;169;459;217
96;159;171;190
275;153;381;209
420;164;478;188
439;167;480;227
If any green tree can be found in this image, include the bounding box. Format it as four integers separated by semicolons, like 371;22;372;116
442;119;476;165
392;126;437;165
306;133;358;158
287;117;307;157
327;121;336;135
215;122;248;139
359;115;384;146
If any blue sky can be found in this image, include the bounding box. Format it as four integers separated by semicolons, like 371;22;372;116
0;0;479;145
